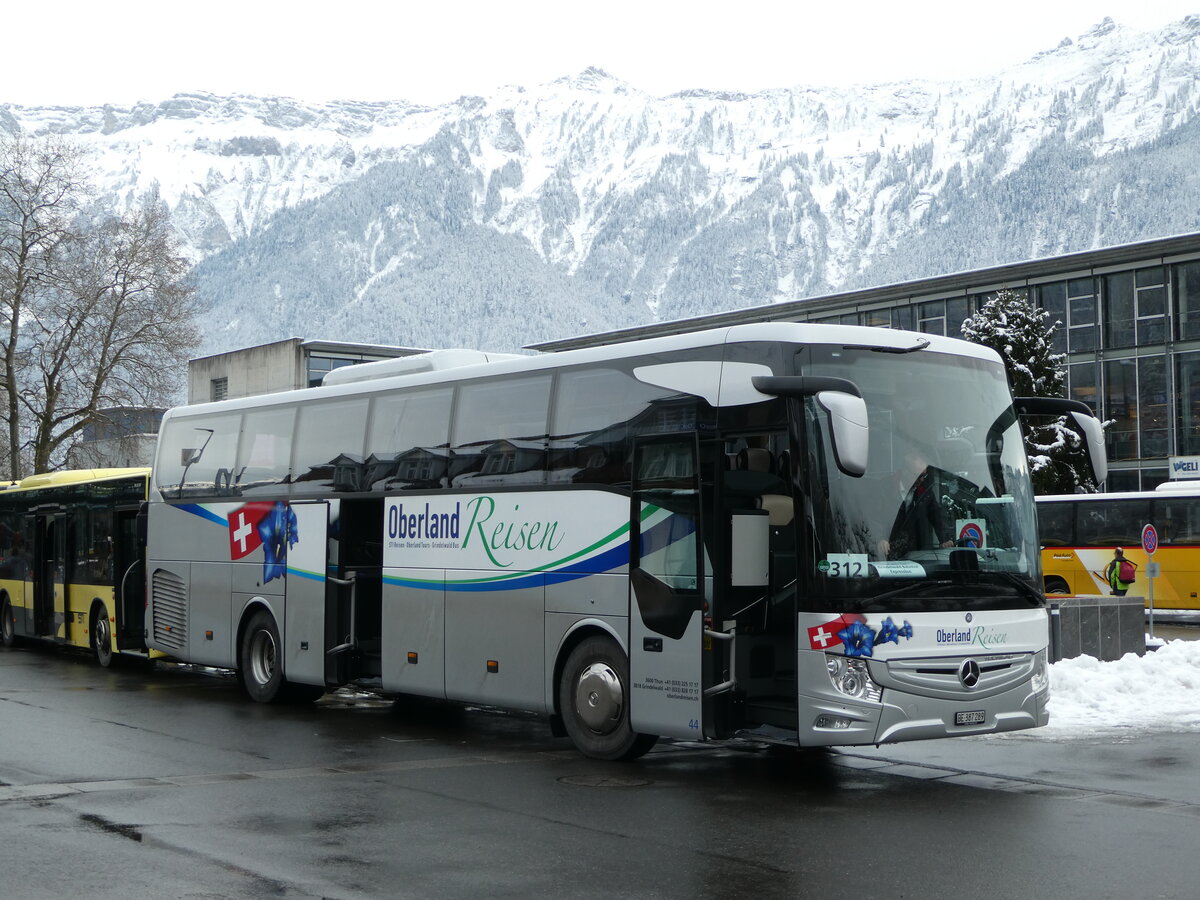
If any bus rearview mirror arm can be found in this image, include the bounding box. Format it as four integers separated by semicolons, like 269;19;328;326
751;376;869;477
1014;397;1108;487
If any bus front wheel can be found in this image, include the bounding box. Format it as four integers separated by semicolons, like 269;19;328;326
91;602;114;667
558;635;657;761
240;609;285;703
1;596;15;648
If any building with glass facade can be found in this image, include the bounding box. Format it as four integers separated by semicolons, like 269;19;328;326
531;232;1200;493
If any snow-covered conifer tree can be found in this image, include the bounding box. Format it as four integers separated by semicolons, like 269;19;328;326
960;289;1099;494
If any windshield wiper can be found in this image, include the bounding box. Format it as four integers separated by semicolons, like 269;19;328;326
842;338;930;354
987;572;1045;607
862;579;955;608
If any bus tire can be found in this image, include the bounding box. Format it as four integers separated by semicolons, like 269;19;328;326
1;596;16;648
558;635;657;761
239;609;286;703
1044;577;1070;595
91;602;114;668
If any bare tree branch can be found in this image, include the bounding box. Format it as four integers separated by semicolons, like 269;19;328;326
2;136;199;475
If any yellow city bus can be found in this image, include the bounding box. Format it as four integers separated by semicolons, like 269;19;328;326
1037;485;1200;611
0;468;151;664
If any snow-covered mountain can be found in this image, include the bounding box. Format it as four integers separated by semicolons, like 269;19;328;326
4;15;1200;354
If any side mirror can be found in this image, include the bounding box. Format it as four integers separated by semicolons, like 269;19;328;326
1068;410;1108;486
752;375;869;477
1014;397;1108;487
815;391;869;477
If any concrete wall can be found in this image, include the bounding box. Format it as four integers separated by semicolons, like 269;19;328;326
188;339;303;403
1048;595;1145;662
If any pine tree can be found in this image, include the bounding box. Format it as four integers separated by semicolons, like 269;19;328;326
960;290;1098;494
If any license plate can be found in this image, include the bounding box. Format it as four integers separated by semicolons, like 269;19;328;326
955;709;986;726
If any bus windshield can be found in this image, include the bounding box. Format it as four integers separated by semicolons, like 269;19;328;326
800;344;1040;611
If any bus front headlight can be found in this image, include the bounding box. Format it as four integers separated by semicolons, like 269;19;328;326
825;655;883;702
1031;649;1049;693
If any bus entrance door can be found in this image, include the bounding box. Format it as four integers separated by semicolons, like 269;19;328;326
629;437;705;740
283;501;333;687
29;510;67;640
114;509;145;649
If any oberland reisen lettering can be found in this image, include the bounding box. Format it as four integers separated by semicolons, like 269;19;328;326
390;503;461;540
937;626;1009;648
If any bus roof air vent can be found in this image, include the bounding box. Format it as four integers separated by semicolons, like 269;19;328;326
321;349;527;386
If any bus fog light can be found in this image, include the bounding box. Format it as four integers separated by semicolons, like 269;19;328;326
814;714;853;729
825;654;883;702
1031;650;1049;693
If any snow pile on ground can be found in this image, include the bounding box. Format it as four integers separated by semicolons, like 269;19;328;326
1042;639;1200;735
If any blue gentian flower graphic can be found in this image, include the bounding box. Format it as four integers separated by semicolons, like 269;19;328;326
838;621;876;658
259;501;298;583
878;617;901;645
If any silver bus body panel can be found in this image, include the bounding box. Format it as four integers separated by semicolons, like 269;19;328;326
381;570;447;698
283;502;330;686
444;574;546;711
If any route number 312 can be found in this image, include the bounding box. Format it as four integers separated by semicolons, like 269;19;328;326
822;553;869;578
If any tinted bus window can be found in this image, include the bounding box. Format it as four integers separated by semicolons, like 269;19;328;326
451;375;551;487
365;388;454;491
156;414;241;498
1154;496;1200;545
1075;498;1151;546
550;366;677;485
1036;500;1074;546
292;398;370;494
237;408;296;494
84;507;115;585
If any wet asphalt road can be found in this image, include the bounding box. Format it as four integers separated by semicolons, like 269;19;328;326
2;642;1198;900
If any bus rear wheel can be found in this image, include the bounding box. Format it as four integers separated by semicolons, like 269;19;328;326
238;609;323;704
240;609;286;703
91;602;114;667
1;596;16;648
558;635;657;761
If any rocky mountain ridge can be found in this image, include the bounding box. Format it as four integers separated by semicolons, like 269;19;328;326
4;15;1200;353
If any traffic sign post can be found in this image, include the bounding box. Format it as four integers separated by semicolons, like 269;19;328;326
1142;524;1158;639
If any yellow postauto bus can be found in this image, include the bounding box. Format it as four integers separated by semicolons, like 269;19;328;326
1037;484;1200;611
0;468;151;664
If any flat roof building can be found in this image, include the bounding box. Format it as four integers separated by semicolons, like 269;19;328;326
187;338;428;404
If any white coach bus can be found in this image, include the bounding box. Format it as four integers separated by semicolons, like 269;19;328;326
145;323;1105;759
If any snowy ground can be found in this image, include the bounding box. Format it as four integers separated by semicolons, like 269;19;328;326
1038;637;1200;737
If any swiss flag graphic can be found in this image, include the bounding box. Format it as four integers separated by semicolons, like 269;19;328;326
807;613;866;651
228;503;275;560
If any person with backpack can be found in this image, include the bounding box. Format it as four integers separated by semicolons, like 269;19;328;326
1105;547;1138;596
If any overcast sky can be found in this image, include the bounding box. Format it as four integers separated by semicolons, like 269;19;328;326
6;1;1199;107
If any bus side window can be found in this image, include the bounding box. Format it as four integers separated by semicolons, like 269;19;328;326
1035;500;1074;547
237;408;296;494
365;388;453;491
551;366;669;486
292;398;370;494
155;414;241;499
1155;496;1200;545
451;375;551;487
1076;498;1149;546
